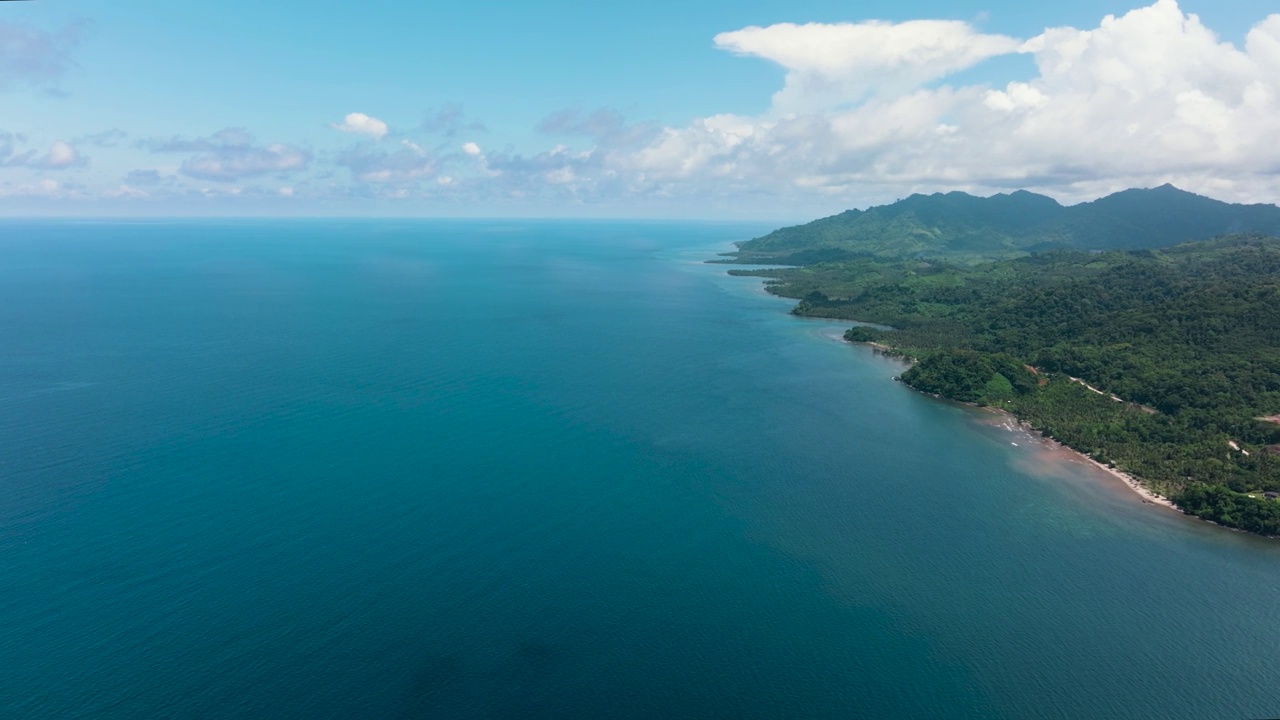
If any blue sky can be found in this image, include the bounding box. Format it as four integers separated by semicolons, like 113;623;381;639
2;0;1279;217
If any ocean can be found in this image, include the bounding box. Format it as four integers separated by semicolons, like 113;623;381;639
2;220;1279;719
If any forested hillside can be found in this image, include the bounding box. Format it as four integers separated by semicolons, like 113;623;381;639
733;185;1280;263
730;235;1280;535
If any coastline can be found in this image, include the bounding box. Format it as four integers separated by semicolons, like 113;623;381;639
864;341;915;365
1073;440;1179;510
836;337;1183;513
984;410;1180;512
716;250;1182;514
817;330;915;368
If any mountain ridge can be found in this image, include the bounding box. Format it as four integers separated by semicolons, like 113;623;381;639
735;185;1280;261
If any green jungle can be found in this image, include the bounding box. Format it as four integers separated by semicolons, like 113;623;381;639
726;186;1280;535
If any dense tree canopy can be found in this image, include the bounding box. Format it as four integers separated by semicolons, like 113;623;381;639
731;234;1280;535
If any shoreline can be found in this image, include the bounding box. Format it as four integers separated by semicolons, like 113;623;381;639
817;330;914;368
837;337;1183;512
986;410;1180;512
716;249;1274;535
717;257;1207;527
1072;440;1180;510
864;341;915;365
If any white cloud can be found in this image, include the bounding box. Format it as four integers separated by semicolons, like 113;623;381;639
983;83;1048;112
337;138;435;183
0;136;87;170
35;140;86;169
145;128;310;182
713;19;1021;113
618;0;1280;205
545;167;575;184
182;143;308;181
51;1;1280;212
330;112;389;139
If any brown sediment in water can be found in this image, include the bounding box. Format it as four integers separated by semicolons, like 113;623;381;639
809;309;1181;513
978;409;1179;511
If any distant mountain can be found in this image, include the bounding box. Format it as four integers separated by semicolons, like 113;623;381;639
735;185;1280;261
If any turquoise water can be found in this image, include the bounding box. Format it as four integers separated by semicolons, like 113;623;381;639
2;220;1279;719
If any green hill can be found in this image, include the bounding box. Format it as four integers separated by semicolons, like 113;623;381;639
734;185;1280;262
729;234;1280;535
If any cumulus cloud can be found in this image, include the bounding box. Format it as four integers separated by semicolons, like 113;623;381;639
0;21;84;90
57;1;1280;211
337;138;436;183
34;140;87;169
182;146;308;182
478;143;631;203
0;135;87;169
330;112;389;139
434;109;670;205
973;2;1280;181
145;128;310;181
617;0;1280;205
714;19;1021;113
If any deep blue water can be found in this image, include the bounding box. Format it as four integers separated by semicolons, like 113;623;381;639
2;220;1279;719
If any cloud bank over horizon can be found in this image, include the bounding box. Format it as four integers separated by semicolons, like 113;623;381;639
3;0;1280;215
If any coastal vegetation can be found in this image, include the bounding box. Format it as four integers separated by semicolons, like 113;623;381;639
728;187;1280;536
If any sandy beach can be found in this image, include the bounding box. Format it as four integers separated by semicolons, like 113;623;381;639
835;336;1181;512
983;411;1181;511
836;336;915;366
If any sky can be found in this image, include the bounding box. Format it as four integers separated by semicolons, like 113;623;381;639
1;0;1278;219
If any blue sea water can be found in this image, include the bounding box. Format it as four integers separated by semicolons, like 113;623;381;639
2;220;1279;719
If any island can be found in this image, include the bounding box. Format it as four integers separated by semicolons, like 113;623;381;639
724;185;1280;536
